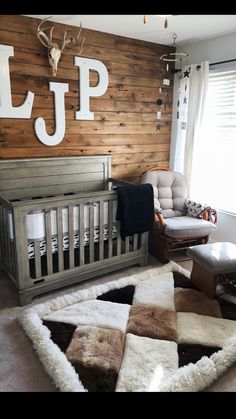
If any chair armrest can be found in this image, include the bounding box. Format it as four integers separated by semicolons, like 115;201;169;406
154;211;166;232
202;209;209;221
201;208;217;224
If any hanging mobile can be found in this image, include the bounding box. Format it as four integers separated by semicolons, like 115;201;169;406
156;94;162;132
162;91;168;110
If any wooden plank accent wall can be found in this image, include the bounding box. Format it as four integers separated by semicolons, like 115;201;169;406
0;15;174;182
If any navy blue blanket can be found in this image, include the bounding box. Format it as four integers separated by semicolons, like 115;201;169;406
116;184;154;239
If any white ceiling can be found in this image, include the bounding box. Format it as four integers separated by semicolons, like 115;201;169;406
25;15;236;46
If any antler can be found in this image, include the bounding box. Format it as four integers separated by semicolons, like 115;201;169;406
70;22;85;55
36;17;85;76
37;16;54;48
60;30;72;51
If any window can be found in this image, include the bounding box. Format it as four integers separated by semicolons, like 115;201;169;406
192;67;236;214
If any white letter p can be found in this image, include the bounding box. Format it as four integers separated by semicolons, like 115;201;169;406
74;57;109;120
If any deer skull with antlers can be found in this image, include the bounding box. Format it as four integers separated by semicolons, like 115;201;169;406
37;17;85;77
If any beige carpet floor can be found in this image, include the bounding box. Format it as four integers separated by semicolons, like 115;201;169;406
1;255;236;392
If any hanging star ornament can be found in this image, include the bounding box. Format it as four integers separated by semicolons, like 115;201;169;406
183;70;190;78
156;123;161;132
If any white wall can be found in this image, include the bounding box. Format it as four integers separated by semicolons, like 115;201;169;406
171;31;236;244
180;31;236;65
211;212;236;245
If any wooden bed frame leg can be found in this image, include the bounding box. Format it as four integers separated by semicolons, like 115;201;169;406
148;232;169;264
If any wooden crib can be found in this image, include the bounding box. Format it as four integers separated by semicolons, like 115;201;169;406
0;156;148;305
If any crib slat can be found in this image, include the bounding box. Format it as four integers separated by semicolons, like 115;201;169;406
2;209;10;275
11;214;18;280
116;222;121;256
141;232;147;247
68;206;74;269
133;234;138;251
99;200;104;261
9;240;16;279
0;207;3;267
34;240;42;278
7;242;13;276
6;209;13;275
2;208;10;272
9;211;18;279
108;200;113;258
125;236;130;253
45;210;53;275
1;208;15;279
79;204;84;266
141;232;149;255
2;208;7;270
57;207;64;272
15;207;30;283
0;207;5;268
89;204;94;263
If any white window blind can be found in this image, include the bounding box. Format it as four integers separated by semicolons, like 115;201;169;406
198;68;236;213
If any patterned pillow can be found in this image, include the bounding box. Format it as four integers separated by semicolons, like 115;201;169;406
185;200;217;224
185;199;208;218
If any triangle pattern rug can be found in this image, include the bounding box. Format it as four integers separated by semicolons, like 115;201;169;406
19;261;236;392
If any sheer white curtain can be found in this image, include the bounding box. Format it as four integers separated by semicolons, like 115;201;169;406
170;61;209;196
192;65;236;211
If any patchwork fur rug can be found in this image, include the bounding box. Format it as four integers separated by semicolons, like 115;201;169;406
19;261;236;392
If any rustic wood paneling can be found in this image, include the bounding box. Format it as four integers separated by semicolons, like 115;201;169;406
0;15;174;182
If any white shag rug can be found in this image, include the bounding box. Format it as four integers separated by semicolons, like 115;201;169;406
19;261;236;392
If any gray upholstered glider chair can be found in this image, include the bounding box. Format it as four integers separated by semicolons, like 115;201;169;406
141;168;217;263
